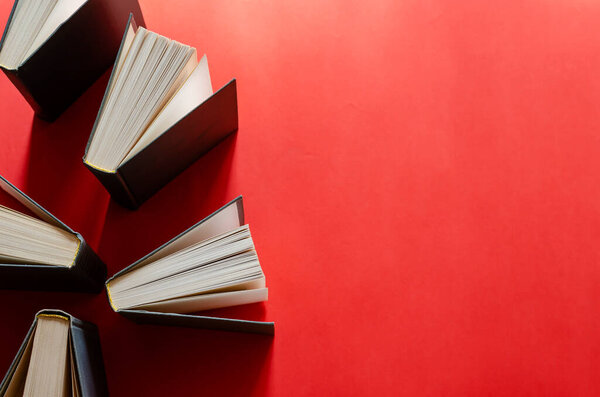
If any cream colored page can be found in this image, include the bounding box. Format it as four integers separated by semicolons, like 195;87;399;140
115;47;199;166
133;287;268;313
123;54;213;163
108;225;255;296
0;0;57;69
125;200;242;271
111;257;263;309
108;23;137;99
0;205;80;267
23;316;70;397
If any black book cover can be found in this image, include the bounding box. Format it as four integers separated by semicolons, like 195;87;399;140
83;20;239;210
0;175;107;293
105;197;275;335
0;309;109;396
0;0;145;121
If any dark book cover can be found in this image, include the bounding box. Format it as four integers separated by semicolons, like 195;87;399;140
0;309;109;396
0;0;145;121
83;20;239;210
0;175;107;293
105;197;275;335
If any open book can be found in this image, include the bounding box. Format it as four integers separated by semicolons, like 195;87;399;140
0;310;108;397
83;16;239;209
106;197;274;335
0;0;87;70
0;198;79;268
0;175;106;292
0;0;144;120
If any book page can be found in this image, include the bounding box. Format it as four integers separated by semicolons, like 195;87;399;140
129;198;243;271
0;205;80;267
23;315;70;397
123;54;213;163
133;287;268;314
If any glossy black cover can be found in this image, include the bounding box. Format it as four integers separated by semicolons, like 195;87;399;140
0;0;145;121
0;309;109;397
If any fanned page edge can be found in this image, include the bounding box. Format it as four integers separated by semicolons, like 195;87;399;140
0;174;84;268
85;26;200;172
122;54;214;163
105;196;244;288
129;286;268;313
83;13;139;169
21;0;89;65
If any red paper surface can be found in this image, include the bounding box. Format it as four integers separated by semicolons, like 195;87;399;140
0;0;599;395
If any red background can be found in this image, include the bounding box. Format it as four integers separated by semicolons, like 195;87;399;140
0;0;599;395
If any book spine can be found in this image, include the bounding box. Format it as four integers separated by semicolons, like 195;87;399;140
70;317;109;397
70;236;107;293
83;162;139;209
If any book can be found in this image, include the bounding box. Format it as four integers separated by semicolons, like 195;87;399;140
0;310;108;396
106;197;274;335
0;0;145;121
0;175;106;293
83;17;239;210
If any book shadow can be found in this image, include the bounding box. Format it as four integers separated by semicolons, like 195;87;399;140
95;131;238;276
21;65;240;275
23;71;112;249
103;314;273;396
0;72;113;377
12;67;265;395
0;289;102;380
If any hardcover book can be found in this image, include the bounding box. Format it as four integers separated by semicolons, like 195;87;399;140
0;175;106;293
105;197;274;335
0;310;108;396
0;0;145;121
83;17;239;210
